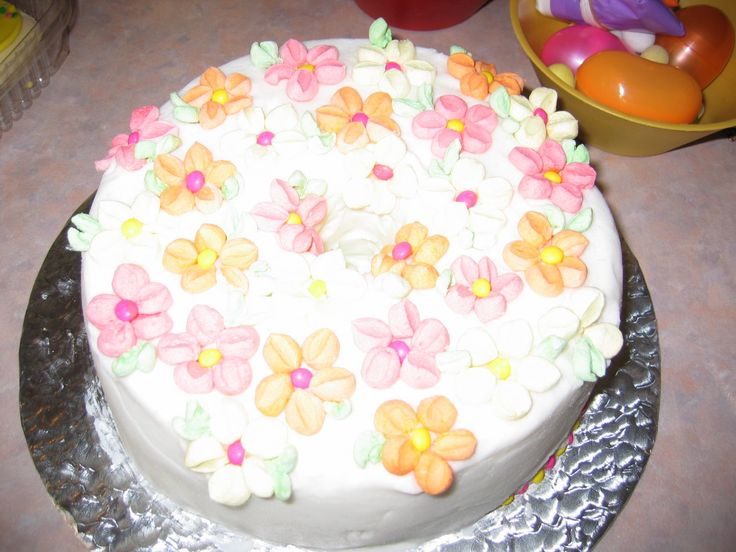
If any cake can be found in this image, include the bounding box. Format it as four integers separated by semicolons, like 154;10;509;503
69;19;624;550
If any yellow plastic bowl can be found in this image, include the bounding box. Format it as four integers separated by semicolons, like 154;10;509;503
510;0;736;156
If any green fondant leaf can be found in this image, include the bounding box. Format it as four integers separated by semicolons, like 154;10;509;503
173;105;200;124
157;134;182;156
266;445;298;476
134;140;157;160
417;83;434;110
369;17;392;49
271;471;292;501
428;159;448;177
111;344;143;377
572;337;597;382
353;431;386;469
250;41;280;69
301;112;319;136
222;174;242;201
169;92;187;107
136;342;157;373
66;228;92;252
441;139;462;173
562;138;576;164
318;131;336;150
543;205;565;234
534;335;568;361
392;98;423;118
71;213;101;235
489;87;511;118
572;143;590;164
172;401;211;441
145;170;167;196
566;207;593;233
449;44;468;55
324;400;352;420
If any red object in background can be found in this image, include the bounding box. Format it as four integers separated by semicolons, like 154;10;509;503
354;0;488;30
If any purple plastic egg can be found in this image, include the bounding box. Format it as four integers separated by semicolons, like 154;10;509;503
541;24;628;74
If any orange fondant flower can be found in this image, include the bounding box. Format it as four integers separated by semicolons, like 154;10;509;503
154;142;236;215
181;66;253;128
255;329;356;436
502;211;588;297
371;222;449;290
447;52;524;100
374;396;476;495
162;223;258;293
316;86;400;152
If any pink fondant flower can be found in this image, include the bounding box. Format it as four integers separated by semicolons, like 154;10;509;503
85;264;173;357
510;139;596;213
412;95;496;158
445;256;523;322
252;179;327;254
352;299;449;389
95;106;176;172
265;39;346;102
157;305;260;395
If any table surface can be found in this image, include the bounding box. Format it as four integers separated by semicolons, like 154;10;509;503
3;1;734;550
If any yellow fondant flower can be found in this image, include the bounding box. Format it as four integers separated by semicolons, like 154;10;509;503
181;66;253;129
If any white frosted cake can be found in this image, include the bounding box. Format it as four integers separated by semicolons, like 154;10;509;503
70;19;624;550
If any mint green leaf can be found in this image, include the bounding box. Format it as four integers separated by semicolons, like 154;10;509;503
417;83;434;110
392;98;423;118
441;139;461;173
428;159;447;177
67;228;92;252
572;143;590;164
174;105;199;124
572;337;597;382
169;92;187;107
250;41;280;69
145;170;167;195
157;134;182;156
111;343;144;377
489;87;511;118
567;207;593;233
134;140;157;160
449;45;468;55
271;471;292;501
534;335;568;361
136;342;156;373
543;205;565;234
71;213;101;235
353;431;386;469
172;401;211;441
369;18;392;49
561;138;576;164
266;445;298;476
222;174;242;200
324;400;352;420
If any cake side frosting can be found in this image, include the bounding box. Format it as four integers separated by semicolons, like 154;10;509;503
75;27;623;550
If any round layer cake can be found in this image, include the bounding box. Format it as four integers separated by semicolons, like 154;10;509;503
72;21;623;550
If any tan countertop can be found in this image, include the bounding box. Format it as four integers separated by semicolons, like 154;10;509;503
3;0;734;550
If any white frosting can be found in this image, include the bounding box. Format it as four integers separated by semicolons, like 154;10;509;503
81;39;623;549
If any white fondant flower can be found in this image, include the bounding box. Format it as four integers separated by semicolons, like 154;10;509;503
342;134;418;215
87;192;161;264
352;39;436;98
436;321;561;419
507;87;578;149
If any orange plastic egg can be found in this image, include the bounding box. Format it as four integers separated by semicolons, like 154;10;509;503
576;50;702;124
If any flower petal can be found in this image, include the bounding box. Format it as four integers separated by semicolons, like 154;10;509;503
352;318;393;351
411;319;450;354
131;312;172;340
255;373;293;416
401;351;441;388
157;332;199;365
362;346;401;389
212;357;252;395
263;333;302;373
387;299;421;338
374;400;418;435
434;95;467;120
309;367;356;402
284;388;325;435
174;362;214;394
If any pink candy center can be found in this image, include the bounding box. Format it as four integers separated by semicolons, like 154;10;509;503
227;440;246;465
291;367;313;389
186;170;205;193
372;163;394;181
391;241;412;261
256;130;275;146
385;61;402;72
114;299;139;322
544;454;556;470
455;190;478;209
127;131;141;145
533;108;548;125
388;340;410;363
351;112;369;126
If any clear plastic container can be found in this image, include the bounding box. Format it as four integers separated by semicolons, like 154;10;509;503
0;0;77;136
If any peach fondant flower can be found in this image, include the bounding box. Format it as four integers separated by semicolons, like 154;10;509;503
510;139;596;213
446;256;523;322
162;223;258;293
255;329;356;435
181;66;252;129
154;142;237;215
447;52;524;100
316;86;400;152
503;211;588;297
352;299;449;389
374;396;476;495
371;222;449;290
252;179;327;254
412;95;496;158
85;264;173;357
264;39;346;102
157;305;259;395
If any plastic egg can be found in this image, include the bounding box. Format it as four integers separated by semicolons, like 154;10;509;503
576;50;702;124
655;5;735;89
541;24;628;74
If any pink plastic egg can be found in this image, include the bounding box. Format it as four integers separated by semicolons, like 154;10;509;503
541;24;628;74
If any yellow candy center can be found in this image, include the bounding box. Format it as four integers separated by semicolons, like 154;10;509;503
120;217;143;239
471;277;492;298
446;118;465;133
544;170;562;184
540;245;564;265
298;63;315;72
286;212;302;225
410;427;432;452
481;70;495;84
487;357;511;380
211;88;229;104
196;248;219;269
308;279;327;299
198;348;222;368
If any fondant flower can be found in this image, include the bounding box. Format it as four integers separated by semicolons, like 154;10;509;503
412;95;496;157
95;105;177;171
352;39;435;98
255;329;356;435
316;87;400;152
447;52;524;100
264;39;346;102
154;142;237;215
352;299;449;389
445;256;523;322
342;134;418;215
374;396;476;495
251;179;327;254
178;400;295;505
162;223;259;293
157;305;259;395
85;264;173;357
181;66;252;129
370;222;449;290
510;139;596;213
503;211;588;297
